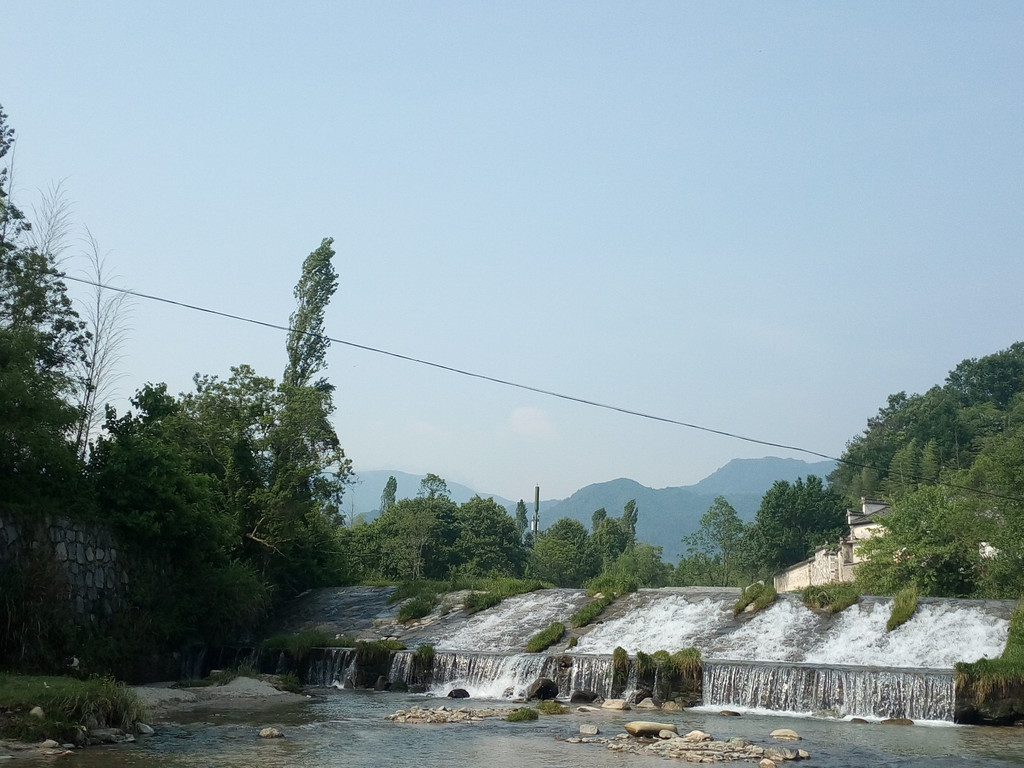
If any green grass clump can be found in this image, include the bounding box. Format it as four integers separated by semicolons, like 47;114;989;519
526;622;565;653
887;586;919;632
0;674;144;742
413;643;436;669
634;650;656;675
734;583;778;615
612;646;629;690
464;591;503;614
801;584;859;615
535;700;570;714
506;707;539;722
669;648;702;678
398;594;437;623
585;572;638;596
571;593;614;628
274;673;303;693
387;580;444;605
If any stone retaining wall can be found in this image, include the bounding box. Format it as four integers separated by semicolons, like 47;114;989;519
0;512;128;623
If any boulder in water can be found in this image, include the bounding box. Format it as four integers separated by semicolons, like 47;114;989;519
759;760;777;768
625;721;678;737
719;710;741;717
628;688;653;705
635;697;659;709
681;729;711;742
601;699;630;710
769;728;801;741
661;701;683;713
881;718;914;726
374;675;391;691
527;677;559;700
259;727;283;739
570;690;599;703
447;688;470;699
580;724;600;735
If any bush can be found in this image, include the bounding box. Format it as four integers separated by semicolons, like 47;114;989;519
413;644;436;669
585;572;638;596
887;586;919;632
956;600;1024;703
669;648;702;678
262;628;353;660
802;584;859;614
464;591;502;614
535;700;569;714
635;650;656;675
734;583;777;615
526;622;565;653
506;707;539;722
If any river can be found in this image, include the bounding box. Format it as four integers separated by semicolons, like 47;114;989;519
18;689;1024;768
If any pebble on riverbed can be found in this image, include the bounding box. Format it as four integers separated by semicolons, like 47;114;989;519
386;705;517;724
562;727;810;763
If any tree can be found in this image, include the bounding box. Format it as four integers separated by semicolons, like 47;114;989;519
621;499;638;541
683;496;745;586
514;499;529;541
283;237;337;391
745;476;846;574
591;507;607;532
379;475;397;516
452;496;526;577
528;518;598;586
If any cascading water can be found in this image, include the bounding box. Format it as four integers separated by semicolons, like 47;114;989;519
703;660;956;721
431;589;589;652
306;648;357;688
302;587;1014;722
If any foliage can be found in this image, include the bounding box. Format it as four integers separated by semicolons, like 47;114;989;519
0;674;143;742
506;707;539;722
634;650;656;675
263;628;354;660
801;584;859;614
528;518;598;586
683;496;745;587
887;586;919;632
669;648;703;678
612;646;629;690
733;583;777;615
452;496;527;577
526;622;565;653
464;591;503;614
412;644;436;669
743;476;846;574
854;485;994;598
535;700;570;714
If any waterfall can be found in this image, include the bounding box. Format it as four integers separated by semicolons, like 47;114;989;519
306;648;357;687
703;659;956;721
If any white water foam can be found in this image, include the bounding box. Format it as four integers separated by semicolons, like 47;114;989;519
433;589;588;652
574;593;733;654
705;598;823;661
803;600;1009;668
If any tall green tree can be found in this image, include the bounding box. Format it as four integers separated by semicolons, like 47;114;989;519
528;517;597;586
283;237;337;391
514;499;529;541
744;476;846;574
379;475;398;516
452;496;526;577
683;496;745;586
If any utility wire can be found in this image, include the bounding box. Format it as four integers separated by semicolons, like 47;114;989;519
61;274;1024;504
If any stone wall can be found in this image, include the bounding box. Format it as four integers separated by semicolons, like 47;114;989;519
0;513;128;623
773;547;846;593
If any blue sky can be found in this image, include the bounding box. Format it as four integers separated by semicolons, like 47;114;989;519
4;2;1023;502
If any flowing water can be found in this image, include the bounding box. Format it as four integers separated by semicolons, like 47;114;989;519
20;689;1024;768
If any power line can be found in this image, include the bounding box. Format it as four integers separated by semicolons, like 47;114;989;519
61;274;1024;504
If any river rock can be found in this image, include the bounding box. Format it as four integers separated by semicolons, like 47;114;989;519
660;701;683;713
28;707;44;720
88;728;127;744
527;677;559;700
770;728;801;741
602;699;630;710
759;760;778;768
628;688;654;705
580;724;600;735
681;729;711;742
447;688;470;699
258;727;283;739
882;718;914;726
135;722;155;735
625;721;678;736
850;717;869;724
720;710;741;716
571;690;600;703
766;746;799;761
636;697;660;709
40;740;59;749
658;729;677;739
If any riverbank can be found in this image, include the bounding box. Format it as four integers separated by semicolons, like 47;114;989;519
132;676;309;720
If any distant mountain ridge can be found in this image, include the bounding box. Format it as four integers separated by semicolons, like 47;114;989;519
344;457;836;562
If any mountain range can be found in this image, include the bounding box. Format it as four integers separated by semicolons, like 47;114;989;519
343;457;837;562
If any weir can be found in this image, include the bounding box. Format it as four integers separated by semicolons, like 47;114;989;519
298;587;1015;722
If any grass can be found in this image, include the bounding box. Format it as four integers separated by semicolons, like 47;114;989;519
535;700;570;714
570;593;614;628
634;650;656;676
526;621;565;653
464;591;503;614
801;584;859;615
612;646;629;690
0;674;145;742
275;673;303;694
412;643;436;669
955;600;1024;701
584;572;639;597
397;594;436;623
887;585;919;632
506;707;539;722
669;648;702;678
734;582;778;615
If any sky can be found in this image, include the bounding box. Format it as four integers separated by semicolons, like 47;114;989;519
4;2;1023;502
